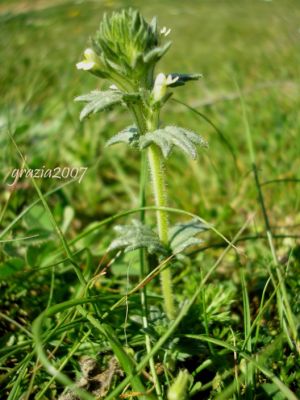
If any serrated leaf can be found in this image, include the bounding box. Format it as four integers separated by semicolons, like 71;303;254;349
168;73;202;87
108;219;166;255
140;126;208;159
75;90;123;121
169;218;207;255
75;90;141;121
105;125;139;147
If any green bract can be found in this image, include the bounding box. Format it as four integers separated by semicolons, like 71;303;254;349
92;8;171;88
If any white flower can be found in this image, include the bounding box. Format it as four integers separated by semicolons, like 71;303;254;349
160;26;171;37
152;73;179;102
165;74;179;85
76;48;99;71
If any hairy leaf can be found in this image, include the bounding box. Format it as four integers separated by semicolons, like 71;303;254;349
169;218;207;255
75;90;141;121
108;220;166;255
105;125;139;147
75;90;123;121
139;126;208;159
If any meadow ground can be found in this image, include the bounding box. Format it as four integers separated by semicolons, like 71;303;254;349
0;0;300;399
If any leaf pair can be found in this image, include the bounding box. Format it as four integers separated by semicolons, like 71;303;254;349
108;219;206;257
107;219;166;255
169;219;206;255
106;125;208;160
140;126;208;159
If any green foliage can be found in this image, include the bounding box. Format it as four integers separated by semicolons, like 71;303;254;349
0;258;25;278
107;218;206;260
108;219;167;255
75;90;141;121
106;125;208;161
168;369;192;400
105;125;139;147
140;126;208;159
169;218;206;255
74;90;123;121
200;282;236;324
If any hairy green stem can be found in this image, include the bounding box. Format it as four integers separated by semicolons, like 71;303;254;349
132;105;163;399
147;144;175;320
